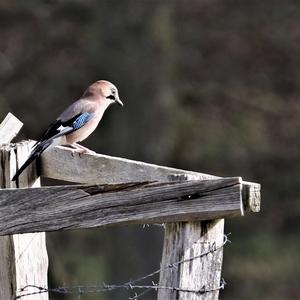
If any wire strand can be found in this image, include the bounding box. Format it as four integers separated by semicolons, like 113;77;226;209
15;233;230;300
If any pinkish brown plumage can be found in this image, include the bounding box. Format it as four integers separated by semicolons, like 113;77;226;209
12;80;123;181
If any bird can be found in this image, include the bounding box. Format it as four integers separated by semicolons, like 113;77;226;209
12;80;123;181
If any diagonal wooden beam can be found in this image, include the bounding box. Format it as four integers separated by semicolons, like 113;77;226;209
0;177;260;236
41;145;218;184
41;145;260;212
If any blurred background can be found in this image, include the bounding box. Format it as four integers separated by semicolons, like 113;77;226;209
0;0;299;299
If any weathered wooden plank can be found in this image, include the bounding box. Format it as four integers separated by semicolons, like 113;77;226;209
0;142;48;300
41;145;217;184
0;145;17;300
0;113;23;144
0;177;243;235
242;181;260;212
0;235;15;300
158;174;225;300
158;220;225;300
40;146;260;213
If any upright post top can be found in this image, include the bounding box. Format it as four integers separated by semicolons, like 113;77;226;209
0;113;23;144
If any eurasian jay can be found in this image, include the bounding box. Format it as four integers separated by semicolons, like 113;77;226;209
12;80;123;181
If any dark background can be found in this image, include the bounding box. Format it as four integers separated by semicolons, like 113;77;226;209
0;1;299;299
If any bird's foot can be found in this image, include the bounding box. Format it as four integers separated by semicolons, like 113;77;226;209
72;143;96;154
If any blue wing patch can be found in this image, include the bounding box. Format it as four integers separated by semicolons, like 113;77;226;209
72;112;95;130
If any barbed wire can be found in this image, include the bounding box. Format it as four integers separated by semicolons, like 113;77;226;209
15;233;230;300
16;279;226;300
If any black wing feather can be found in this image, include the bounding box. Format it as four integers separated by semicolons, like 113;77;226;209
12;112;93;181
33;113;82;148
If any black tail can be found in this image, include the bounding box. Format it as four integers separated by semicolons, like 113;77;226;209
12;140;52;181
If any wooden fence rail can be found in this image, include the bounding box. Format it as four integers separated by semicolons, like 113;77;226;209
0;113;261;300
0;177;257;235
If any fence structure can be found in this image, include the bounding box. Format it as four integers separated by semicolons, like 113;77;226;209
0;113;260;300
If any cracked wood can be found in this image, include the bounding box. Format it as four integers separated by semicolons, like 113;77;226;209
0;177;244;235
41;145;217;184
40;145;260;213
0;140;48;300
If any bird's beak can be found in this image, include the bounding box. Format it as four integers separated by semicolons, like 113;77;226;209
115;97;124;107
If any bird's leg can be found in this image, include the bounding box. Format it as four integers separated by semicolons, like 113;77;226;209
61;143;95;154
62;144;78;150
72;143;96;154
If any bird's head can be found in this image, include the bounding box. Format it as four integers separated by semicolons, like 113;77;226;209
83;80;123;107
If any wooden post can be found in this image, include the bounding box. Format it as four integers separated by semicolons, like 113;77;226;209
0;114;48;300
158;220;224;300
158;175;225;300
0;113;260;300
0;113;23;144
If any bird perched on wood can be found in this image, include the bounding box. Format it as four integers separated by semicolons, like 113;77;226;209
12;80;123;181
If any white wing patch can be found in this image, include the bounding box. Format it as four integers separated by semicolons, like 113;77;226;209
57;125;65;132
56;124;73;135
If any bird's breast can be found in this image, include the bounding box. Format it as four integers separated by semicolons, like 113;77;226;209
65;114;102;144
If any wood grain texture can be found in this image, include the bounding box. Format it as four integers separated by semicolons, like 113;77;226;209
242;181;261;213
158;174;225;300
41;145;217;184
40;145;261;213
0;113;23;144
0;145;17;299
0;177;242;235
158;220;225;300
0;141;48;300
0;235;15;300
